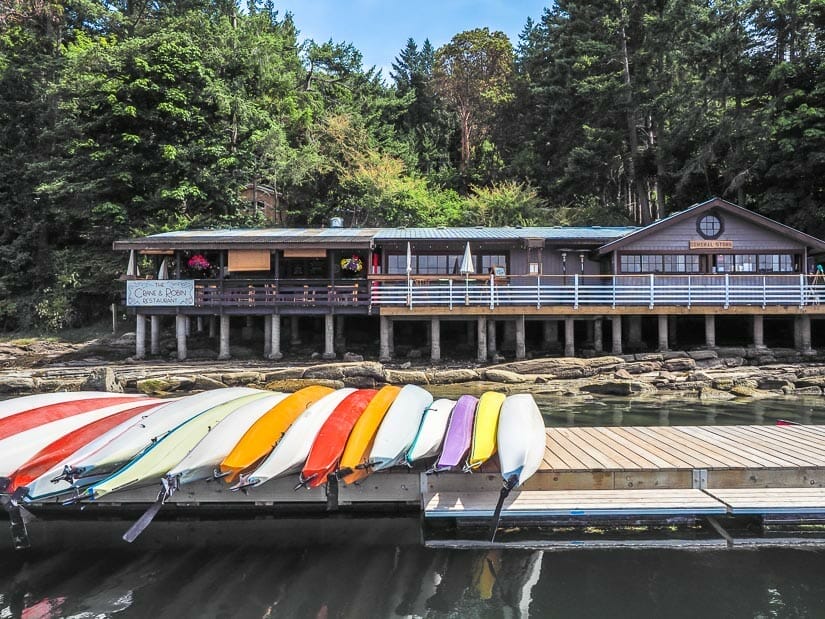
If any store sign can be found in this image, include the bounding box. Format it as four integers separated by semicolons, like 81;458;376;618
689;240;733;249
126;280;195;306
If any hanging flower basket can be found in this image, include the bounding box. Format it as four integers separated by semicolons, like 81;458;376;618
187;254;211;272
340;255;364;274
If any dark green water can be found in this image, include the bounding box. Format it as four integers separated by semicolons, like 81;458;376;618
2;396;825;618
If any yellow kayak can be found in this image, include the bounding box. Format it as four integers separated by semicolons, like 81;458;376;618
337;385;400;484
466;391;506;470
219;386;333;482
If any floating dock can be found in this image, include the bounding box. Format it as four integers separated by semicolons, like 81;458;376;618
14;424;825;549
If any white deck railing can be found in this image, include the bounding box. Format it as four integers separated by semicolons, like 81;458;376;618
368;274;823;310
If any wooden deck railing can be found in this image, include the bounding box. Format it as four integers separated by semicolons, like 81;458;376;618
367;273;823;310
193;279;370;309
132;274;823;311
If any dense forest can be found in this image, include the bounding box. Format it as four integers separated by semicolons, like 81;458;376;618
0;0;823;330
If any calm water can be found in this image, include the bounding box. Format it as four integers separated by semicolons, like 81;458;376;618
3;396;825;618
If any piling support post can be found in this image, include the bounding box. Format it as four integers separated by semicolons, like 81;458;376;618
135;313;146;359
564;316;575;357
797;314;813;353
323;314;336;359
515;315;526;360
611;316;623;355
487;319;497;357
430;317;441;362
263;314;272;357
290;316;301;347
268;314;283;360
379;316;393;362
753;315;766;349
705;314;716;348
477;316;488;362
150;315;160;356
593;318;603;354
175;314;188;361
218;315;231;360
657;315;669;352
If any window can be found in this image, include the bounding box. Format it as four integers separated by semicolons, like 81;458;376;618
758;254;795;272
662;255;701;272
621;254;699;273
734;254;757;272
387;254;407;275
697;213;723;239
387;253;467;275
620;255;641;273
481;255;507;274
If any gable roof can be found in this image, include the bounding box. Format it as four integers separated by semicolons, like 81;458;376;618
596;197;825;254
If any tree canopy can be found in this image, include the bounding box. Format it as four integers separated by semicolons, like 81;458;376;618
0;0;823;330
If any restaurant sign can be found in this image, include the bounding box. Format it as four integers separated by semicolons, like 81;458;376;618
689;240;733;249
126;280;195;306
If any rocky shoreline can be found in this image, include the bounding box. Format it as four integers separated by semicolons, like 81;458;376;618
3;344;825;401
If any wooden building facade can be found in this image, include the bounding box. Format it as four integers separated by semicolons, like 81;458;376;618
114;198;825;362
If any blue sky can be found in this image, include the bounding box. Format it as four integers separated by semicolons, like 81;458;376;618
275;0;551;78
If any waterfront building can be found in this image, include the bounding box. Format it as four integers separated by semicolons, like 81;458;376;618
115;197;825;361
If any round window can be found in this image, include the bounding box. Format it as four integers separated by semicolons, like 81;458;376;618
697;213;723;239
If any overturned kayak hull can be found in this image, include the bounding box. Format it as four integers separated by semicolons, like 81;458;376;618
3;400;163;494
301;389;378;488
168;392;289;486
467;391;506;470
369;385;433;471
242;388;356;487
497;394;546;487
337;385;400;485
432;395;477;472
406;398;455;464
220;386;334;482
0;392;139;421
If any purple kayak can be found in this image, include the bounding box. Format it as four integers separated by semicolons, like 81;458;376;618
430;395;478;472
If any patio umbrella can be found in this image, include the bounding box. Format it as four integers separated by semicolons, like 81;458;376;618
157;257;169;280
460;242;475;275
406;242;413;276
126;250;140;278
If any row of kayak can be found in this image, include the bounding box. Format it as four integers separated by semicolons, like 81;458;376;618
0;385;545;513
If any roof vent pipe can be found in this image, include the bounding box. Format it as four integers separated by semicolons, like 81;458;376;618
329;217;344;228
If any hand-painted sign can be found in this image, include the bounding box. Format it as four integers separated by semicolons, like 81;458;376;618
126;280;195;306
689;240;733;249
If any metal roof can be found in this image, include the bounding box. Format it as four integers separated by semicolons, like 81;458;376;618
114;225;639;250
373;226;638;241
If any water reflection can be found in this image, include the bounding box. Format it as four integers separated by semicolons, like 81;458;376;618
2;526;824;618
536;395;825;428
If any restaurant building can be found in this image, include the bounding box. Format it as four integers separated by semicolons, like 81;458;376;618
114;197;825;361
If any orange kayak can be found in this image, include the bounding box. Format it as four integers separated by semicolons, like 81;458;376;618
0;396;145;442
300;389;378;488
3;400;163;494
337;385;400;485
219;386;333;482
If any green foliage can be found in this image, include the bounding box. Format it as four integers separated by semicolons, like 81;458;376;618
0;0;824;331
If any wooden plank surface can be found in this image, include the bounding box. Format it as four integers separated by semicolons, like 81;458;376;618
424;489;727;517
707;488;825;514
539;425;825;473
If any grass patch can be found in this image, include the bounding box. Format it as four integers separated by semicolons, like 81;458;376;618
0;320;114;345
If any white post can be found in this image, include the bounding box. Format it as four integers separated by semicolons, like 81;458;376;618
323;314;335;359
490;273;495;310
268;314;282;360
218;315;231;360
753;315;765;349
611;316;623;355
135;313;146;360
379;316;392;362
515;315;526;360
431;317;441;362
724;273;730;309
649;273;655;309
175;314;187;361
657;314;669;351
573;274;579;309
564;316;575;357
705;314;716;348
264;314;272;357
800;273;806;308
147;315;160;356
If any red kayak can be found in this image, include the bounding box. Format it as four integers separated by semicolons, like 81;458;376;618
2;400;163;494
0;395;144;442
299;389;378;488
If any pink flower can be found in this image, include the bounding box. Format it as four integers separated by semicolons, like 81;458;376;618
188;254;210;271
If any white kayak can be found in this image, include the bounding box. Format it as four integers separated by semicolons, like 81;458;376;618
369;384;433;471
0;391;141;421
0;400;161;477
496;394;546;488
25;401;174;501
82;392;273;500
40;387;262;491
239;388;355;488
406;398;455;464
167;392;289;486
